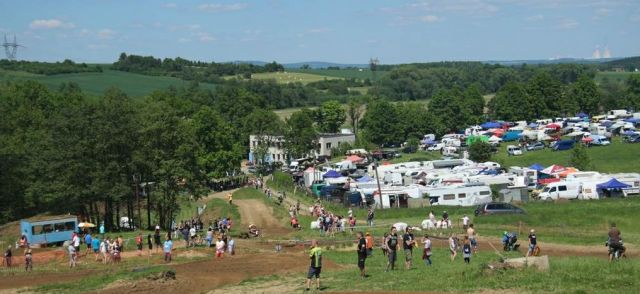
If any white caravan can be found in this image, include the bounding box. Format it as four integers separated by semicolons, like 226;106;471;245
426;184;493;207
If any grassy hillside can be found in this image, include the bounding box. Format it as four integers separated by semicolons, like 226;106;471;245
290;68;388;80
0;69;215;97
595;71;640;84
224;71;340;85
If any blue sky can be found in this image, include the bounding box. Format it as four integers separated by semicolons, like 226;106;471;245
1;0;639;64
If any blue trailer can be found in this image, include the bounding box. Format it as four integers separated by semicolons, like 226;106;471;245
20;216;78;246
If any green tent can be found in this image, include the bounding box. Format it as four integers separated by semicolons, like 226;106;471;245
466;135;489;145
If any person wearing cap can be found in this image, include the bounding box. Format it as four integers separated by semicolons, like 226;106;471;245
527;229;537;257
365;232;374;257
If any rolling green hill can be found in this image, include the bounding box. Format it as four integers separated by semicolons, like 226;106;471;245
595;71;640;84
224;71;340;84
0;69;215;97
290;68;388;80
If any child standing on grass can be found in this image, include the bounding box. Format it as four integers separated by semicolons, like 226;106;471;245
463;236;471;264
163;236;173;263
422;234;432;266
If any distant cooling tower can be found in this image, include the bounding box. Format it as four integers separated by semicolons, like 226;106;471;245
603;46;611;58
592;47;601;59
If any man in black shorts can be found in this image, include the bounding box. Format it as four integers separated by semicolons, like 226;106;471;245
403;227;416;269
356;231;367;278
306;239;322;291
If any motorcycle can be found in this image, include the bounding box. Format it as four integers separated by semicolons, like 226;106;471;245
606;239;626;261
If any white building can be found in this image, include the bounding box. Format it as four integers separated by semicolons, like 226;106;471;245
248;135;288;164
316;133;356;157
248;132;356;164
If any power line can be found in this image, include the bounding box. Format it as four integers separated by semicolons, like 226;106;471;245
2;34;24;60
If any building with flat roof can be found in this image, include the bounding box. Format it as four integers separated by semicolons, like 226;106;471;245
248;132;356;164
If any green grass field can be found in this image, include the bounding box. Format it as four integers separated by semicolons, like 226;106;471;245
289;68;388;80
492;137;640;173
0;69;216;98
225;71;340;85
595;71;640;84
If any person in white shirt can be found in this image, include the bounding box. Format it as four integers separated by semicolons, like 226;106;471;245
462;214;470;230
68;245;77;268
100;239;108;264
422;234;432;266
215;238;225;258
348;208;353;218
189;226;196;247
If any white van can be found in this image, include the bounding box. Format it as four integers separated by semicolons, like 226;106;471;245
538;182;581;201
507;145;523;156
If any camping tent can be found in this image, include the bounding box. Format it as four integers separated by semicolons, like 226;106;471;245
346;155;364;163
546;123;562;130
528;163;545;171
466;135;489;145
624;118;640;124
577;112;589;118
481;122;501;129
502;131;521;142
541;164;565;175
323;170;342;178
558;167;579;178
528;122;539;128
597;178;631;190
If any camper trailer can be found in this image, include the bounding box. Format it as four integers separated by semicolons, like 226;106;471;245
426;184;493;206
372;189;410;209
608;109;631;118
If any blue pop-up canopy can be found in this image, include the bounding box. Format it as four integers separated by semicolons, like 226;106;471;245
624;118;640;124
577;112;589;118
528;163;545;171
481;122;501;129
323;170;342;178
597;178;631;190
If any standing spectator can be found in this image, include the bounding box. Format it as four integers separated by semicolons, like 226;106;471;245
147;234;153;256
24;248;33;272
348;208;353;218
365;232;374;257
135;233;143;256
72;232;81;259
449;233;458;262
462;214;470;230
117;235;124;252
527;229;538;257
349;217;356;234
206;228;214;248
4;246;12;267
154;225;161;253
385;227;398;272
306;240;322;292
381;232;389;257
422;234;432;266
356;232;367;278
84;232;92;257
92;236;101;261
227;237;235;255
215;237;225;259
189;226;197;247
182;227;190;247
99;223;105;235
19;234;28;248
68;244;77;268
462;236;472;264
163;236;173;263
100;238;108;264
467;224;478;254
403;227;416;269
227;193;233;205
367;209;375;227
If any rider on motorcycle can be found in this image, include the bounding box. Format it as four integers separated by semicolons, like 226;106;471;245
607;223;625;261
248;224;260;237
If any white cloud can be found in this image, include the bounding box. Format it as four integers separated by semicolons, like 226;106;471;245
420;15;441;23
525;14;544;22
30;19;75;30
195;32;215;42
178;38;191;43
97;29;116;39
556;18;579;29
162;3;177;8
198;3;248;12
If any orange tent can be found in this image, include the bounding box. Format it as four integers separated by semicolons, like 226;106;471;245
558;167;578;178
346;155;364;162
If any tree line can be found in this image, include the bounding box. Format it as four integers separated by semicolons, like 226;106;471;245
0;80;293;229
112;53;284;80
0;59;103;75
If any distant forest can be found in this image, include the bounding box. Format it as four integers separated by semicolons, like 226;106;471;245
0;59;102;75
